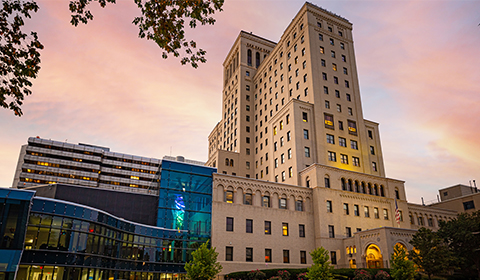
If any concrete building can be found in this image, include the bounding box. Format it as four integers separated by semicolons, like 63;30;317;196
206;2;458;274
428;184;480;214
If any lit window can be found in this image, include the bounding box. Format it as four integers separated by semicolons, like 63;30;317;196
324;114;334;128
320;46;324;54
302;112;308;122
364;206;370;217
372;162;377;172
339;137;346;147
265;249;272;262
327;200;332;212
374;207;379;219
225;191;234;203
352;157;360;167
282;223;289;235
343;203;349;215
332;63;337;71
383;209;389;220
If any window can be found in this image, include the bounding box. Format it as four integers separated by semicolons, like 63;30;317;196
328;225;335;238
320;46;324;54
263;196;270;207
364;206;370;217
246;248;253;262
299;224;305;237
463;200;475;210
351;140;358;150
226;217;234;231
342;55;346;62
280;137;284;147
345;80;350;88
279;198;287;209
348;107;353;115
324;114;334;129
340;154;348;164
265;249;272;262
246;219;253;233
339;137;346;147
275;158;278;168
304;129;309;139
374;207;379;219
319;33;323;40
225;190;234;203
337;104;341;112
338;121;343;130
283;250;290;263
368;130;373;139
226;246;233;261
244;193;252;205
328;151;336;162
327;200;332;212
322;72;327;80
300;251;307;264
265;221;271;234
281;154;285;164
302;112;308;122
330;251;337;265
305;147;310;158
418;216;424;226
345;227;352;238
304;87;308;96
303;61;306;69
321;59;326;67
346;93;351;101
351;205;358;217
282;223;289;236
395;189;400;200
288;167;293;177
428;218;434;227
326;134;335;144
382;209;389;220
331;51;335;58
348;120;357;135
340;42;344;49
296;201;304;212
334;76;338;84
325;100;330;109
332;63;337;71
325;177;330;188
288;149;292;159
372;162;377;172
303;74;307;82
352;157;360;167
343;203;349;215
287;131;291;141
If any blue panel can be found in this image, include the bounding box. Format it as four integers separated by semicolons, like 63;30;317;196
31;199;44;212
5;189;35;201
0;188;10;198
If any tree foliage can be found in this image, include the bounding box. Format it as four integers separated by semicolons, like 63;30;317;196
0;0;43;116
409;227;452;280
307;247;335;280
390;244;416;280
438;210;480;279
1;0;224;116
184;240;222;280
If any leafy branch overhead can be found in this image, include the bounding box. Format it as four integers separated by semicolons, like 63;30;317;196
69;0;225;68
0;0;43;116
1;0;224;117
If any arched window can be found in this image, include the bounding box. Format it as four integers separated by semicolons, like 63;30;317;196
324;175;330;188
348;179;353;191
355;181;360;192
306;176;310;188
255;52;260;68
230;159;234;167
380;185;385;197
362;182;366;193
395;188;400;200
225;158;229;166
247;49;252;66
341;178;347;191
374;184;379;196
368;183;372;195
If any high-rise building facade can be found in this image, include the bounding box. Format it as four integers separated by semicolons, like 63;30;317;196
207;3;385;184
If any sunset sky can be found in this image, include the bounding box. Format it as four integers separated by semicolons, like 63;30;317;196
1;0;479;204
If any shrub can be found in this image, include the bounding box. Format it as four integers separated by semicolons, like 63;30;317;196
375;270;390;280
278;270;291;280
248;269;267;280
297;272;307;280
353;270;373;280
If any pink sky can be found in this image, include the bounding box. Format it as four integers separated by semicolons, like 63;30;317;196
1;0;479;204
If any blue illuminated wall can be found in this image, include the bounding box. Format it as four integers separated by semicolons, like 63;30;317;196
157;160;216;245
0;188;35;280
